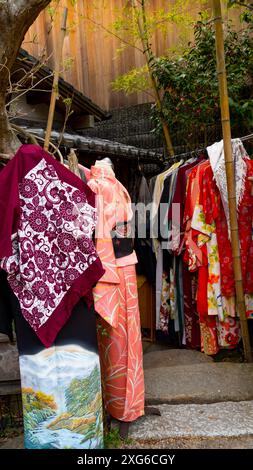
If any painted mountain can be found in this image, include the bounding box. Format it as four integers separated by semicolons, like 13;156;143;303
19;345;103;449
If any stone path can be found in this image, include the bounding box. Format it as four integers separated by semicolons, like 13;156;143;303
143;349;253;404
0;435;23;449
123;435;253;449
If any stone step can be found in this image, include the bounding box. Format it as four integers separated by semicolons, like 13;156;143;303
144;349;214;369
144;363;253;405
129;401;253;443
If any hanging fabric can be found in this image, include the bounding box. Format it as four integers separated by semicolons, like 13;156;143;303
151;136;253;356
0;144;105;449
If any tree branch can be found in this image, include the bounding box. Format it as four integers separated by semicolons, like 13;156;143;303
6;71;54;107
8;0;52;17
81;14;144;54
0;0;52;155
230;1;253;10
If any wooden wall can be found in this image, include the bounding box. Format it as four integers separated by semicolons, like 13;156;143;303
23;0;244;111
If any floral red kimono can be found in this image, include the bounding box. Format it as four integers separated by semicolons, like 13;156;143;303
201;159;253;298
184;162;241;355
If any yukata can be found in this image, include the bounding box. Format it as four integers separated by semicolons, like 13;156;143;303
0;145;105;449
151;162;182;331
88;164;145;423
168;158;206;348
200;157;253;319
206;139;253;298
185;162;241;355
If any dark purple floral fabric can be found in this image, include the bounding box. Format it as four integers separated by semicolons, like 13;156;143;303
0;151;104;346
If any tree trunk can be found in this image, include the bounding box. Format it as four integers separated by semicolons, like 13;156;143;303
0;0;51;156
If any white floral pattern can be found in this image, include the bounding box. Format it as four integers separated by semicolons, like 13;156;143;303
1;159;98;332
207;138;249;238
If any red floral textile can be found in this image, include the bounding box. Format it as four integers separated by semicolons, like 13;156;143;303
183;163;241;355
200;160;253;297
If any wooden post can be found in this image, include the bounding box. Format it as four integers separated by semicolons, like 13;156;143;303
212;0;252;362
44;7;68;152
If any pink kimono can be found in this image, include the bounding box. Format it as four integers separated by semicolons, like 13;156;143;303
88;164;145;422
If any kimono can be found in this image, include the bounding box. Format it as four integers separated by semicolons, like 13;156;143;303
0;144;105;449
129;171;156;285
185;161;241;355
168;159;205;348
202;159;253;317
88;164;145;423
206;140;253;298
151;162;182;329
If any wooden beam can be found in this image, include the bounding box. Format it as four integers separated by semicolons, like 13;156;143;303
70;114;95;130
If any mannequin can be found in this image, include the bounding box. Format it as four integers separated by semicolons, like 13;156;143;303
88;160;145;439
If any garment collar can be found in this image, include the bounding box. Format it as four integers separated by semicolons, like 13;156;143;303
207;138;248;238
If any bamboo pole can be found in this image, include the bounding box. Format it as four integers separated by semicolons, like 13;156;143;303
44;7;68;152
212;0;252;362
132;0;174;157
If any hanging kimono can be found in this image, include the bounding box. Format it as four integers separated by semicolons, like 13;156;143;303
201;149;253;312
157;171;177;334
151;162;183;329
183;164;205;350
206;139;253;298
187;161;241;354
168;159;205;348
133;174;156;285
88;164;145;423
0;144;105;449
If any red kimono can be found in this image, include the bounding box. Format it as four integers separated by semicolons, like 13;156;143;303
201;160;253;297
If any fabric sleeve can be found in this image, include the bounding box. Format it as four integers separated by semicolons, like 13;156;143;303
184;171;195;224
168;170;182;221
201;168;219;225
0;154;20;258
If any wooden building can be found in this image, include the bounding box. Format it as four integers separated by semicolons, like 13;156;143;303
24;0;245;110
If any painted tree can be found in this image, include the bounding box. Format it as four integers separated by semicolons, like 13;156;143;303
0;0;51;156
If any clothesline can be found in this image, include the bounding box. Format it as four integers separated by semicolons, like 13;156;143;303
164;148;206;164
240;133;253;142
166;133;253;163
